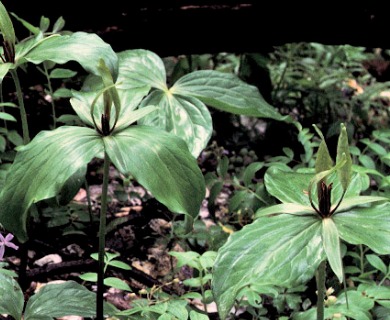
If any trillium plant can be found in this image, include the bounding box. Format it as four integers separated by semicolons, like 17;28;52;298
0;58;205;319
212;123;390;320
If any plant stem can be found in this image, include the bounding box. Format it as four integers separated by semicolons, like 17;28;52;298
96;152;110;320
42;63;57;128
10;69;30;144
316;260;326;320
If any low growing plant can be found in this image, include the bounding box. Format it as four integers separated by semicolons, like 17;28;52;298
212;123;390;319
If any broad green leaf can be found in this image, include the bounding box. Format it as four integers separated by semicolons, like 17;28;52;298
264;167;312;206
212;214;324;319
265;167;363;208
335;195;387;212
171;70;291;122
139;90;212;158
103;126;205;219
255;203;314;218
23;32;119;81
166;300;188;319
0;273;24;320
0;126;103;242
24;281;117;320
366;254;387;274
336;124;352;191
116;49;167;90
334;202;390;254
58;166;87;205
322;218;343;283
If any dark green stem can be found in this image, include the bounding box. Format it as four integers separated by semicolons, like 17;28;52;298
96;152;110;320
10;69;30;144
316;260;326;320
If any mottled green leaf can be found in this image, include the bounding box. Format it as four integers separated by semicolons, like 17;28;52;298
212;214;324;319
139;90;212;158
334;202;390;254
171;70;291;122
116;49;167;90
103;126;205;219
23;32;119;81
0;1;15;50
322;218;343;283
0;273;23;320
0;127;103;242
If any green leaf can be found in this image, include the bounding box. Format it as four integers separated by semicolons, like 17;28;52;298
104;277;132;291
0;1;15;50
139;90;212;158
190;310;210;320
116;49;167;90
70;84;150;131
49;68;77;79
10;13;40;35
23;32;119;81
212;214;324;319
264;167;312;206
0;111;17;122
358;283;390;308
322;218;343;283
243;162;264;187
313;125;333;174
0;63;12;80
103;126;205;219
255;203;314;218
336;123;352;191
335;195;387;213
108;260;132;270
52;16;65;33
58;166;87;205
0;273;24;320
169;251;201;269
0;126;103;242
366;254;387;274
334;202;390;254
24;281;117;320
171;70;291;122
79;272;98;282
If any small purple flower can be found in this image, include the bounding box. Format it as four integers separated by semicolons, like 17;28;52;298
0;233;19;260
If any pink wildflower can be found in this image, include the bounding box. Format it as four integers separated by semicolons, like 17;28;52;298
0;233;19;260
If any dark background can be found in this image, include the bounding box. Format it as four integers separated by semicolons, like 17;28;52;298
2;1;387;56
